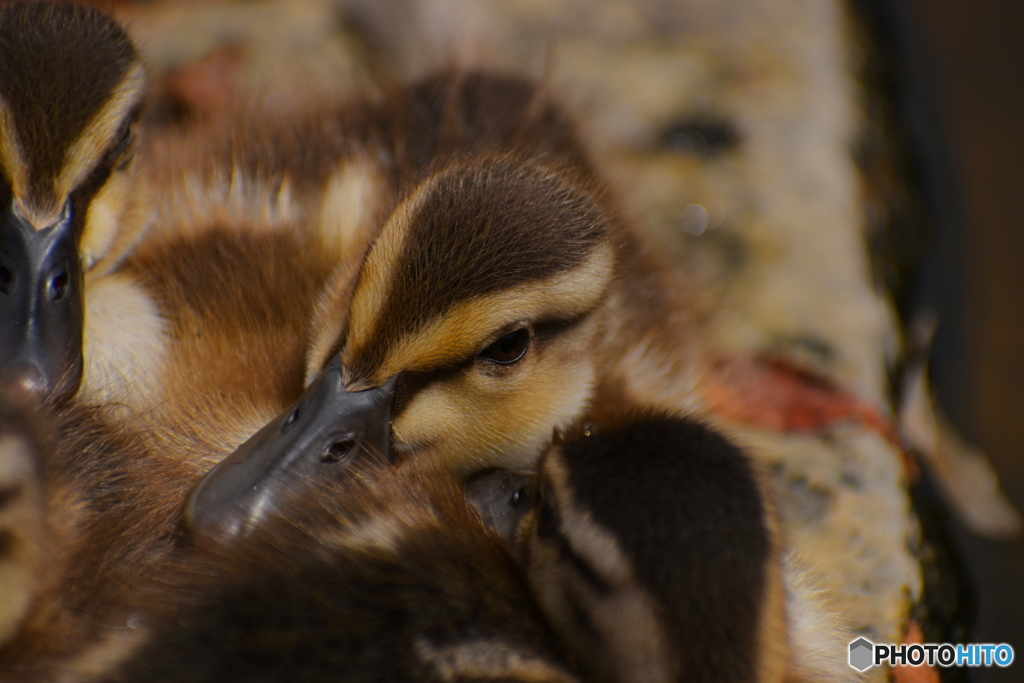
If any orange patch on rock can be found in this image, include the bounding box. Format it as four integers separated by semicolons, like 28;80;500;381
704;355;917;479
892;621;941;683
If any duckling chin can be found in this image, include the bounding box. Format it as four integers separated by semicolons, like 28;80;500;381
0;2;147;404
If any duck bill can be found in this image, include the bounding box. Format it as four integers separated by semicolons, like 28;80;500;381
184;356;397;541
0;206;83;404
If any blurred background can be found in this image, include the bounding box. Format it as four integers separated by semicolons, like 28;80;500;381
906;1;1024;679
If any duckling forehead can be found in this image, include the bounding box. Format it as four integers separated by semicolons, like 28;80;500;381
343;160;612;382
0;3;141;214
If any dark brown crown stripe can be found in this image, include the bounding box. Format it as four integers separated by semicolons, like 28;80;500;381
0;2;138;203
349;159;609;378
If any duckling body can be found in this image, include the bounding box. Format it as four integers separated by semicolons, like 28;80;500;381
0;395;193;678
190;65;703;503
90;68;583;462
468;411;789;683
108;465;580;683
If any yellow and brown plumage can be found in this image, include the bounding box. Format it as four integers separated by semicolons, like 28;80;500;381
0;394;584;682
80;66;596;466
0;19;665;674
109;464;582;682
466;409;865;683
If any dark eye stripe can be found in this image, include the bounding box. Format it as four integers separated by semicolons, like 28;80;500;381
388;303;600;418
558;533;613;596
535;478;613;595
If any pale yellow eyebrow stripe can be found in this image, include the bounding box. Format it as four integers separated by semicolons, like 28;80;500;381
345;244;614;385
345;173;441;354
56;62;146;203
0;93;26;199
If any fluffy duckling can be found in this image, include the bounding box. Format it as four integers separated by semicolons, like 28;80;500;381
466;411;861;683
186;152;613;534
169;69;606;536
0;1;147;403
467;411;790;683
188;169;694;541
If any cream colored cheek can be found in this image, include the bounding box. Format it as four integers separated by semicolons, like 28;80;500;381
394;356;594;474
80;168;131;271
393;377;529;473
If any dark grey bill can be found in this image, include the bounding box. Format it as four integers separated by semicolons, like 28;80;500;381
183;356;398;542
0;200;82;404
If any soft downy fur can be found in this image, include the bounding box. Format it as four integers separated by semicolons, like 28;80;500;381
0;67;623;680
0;2;150;402
83;68;595;467
0;394;580;682
465;407;862;683
107;465;581;682
0;395;195;680
287;68;709;479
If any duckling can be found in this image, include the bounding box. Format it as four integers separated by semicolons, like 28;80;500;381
188;163;697;542
186;153;614;533
0;1;148;404
467;410;790;683
466;411;860;683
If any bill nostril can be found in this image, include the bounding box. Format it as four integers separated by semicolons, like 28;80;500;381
281;406;301;433
0;262;15;295
321;435;357;463
47;266;69;301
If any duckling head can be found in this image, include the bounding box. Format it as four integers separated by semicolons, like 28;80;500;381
185;155;616;540
0;2;145;403
503;415;777;683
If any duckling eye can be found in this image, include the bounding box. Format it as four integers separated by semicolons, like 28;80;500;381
479;328;530;365
281;405;301;433
510;487;526;508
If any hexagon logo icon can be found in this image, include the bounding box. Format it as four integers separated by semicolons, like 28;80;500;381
849;638;874;671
